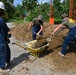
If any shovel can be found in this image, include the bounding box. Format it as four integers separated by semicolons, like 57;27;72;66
46;36;53;42
31;29;63;42
46;28;63;42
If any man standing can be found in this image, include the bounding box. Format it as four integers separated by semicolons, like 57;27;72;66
0;1;11;72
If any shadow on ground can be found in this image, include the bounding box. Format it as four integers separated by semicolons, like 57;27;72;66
7;52;30;70
39;47;53;58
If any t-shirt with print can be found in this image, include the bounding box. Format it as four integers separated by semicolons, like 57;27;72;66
61;18;76;29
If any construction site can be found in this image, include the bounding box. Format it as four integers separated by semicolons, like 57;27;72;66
8;0;76;75
1;0;76;75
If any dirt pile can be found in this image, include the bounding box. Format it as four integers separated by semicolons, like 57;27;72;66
11;22;32;42
11;22;68;41
11;22;69;49
11;22;76;72
32;35;48;48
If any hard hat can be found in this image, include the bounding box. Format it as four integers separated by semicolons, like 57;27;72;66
0;2;5;10
38;15;43;20
62;13;68;18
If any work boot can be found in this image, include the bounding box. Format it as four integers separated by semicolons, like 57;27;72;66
58;52;64;57
6;62;12;67
0;68;10;73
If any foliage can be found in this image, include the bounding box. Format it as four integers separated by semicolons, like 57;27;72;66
61;0;70;15
0;0;71;24
13;19;24;24
14;5;23;18
21;0;69;22
38;2;50;21
52;0;70;22
53;0;62;18
22;0;38;12
22;0;50;21
0;0;15;19
54;18;62;24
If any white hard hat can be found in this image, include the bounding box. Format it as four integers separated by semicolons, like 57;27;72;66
0;2;5;10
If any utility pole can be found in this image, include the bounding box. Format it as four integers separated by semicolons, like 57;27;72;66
69;0;76;22
73;0;76;20
69;0;74;19
49;0;54;25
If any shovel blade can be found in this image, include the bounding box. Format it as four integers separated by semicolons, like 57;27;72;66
46;38;51;42
46;36;53;42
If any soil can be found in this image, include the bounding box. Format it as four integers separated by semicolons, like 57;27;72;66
11;22;32;42
31;35;48;48
10;22;76;74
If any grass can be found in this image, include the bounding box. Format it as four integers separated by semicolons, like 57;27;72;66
13;19;24;25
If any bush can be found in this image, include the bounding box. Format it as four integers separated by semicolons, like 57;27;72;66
54;18;62;24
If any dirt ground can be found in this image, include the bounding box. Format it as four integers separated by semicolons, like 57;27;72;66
10;22;76;74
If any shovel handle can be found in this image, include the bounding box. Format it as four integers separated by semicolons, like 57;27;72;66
29;30;37;35
46;28;63;42
54;28;63;36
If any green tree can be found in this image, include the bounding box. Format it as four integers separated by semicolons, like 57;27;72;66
22;0;38;13
14;4;24;18
24;2;50;21
0;0;15;18
22;0;38;21
61;0;70;14
38;2;50;21
53;0;62;18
